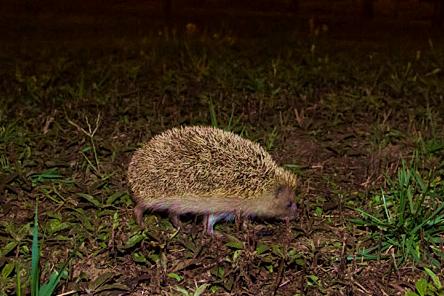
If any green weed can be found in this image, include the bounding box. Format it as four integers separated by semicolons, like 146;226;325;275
174;283;210;296
417;137;444;158
352;160;444;265
0;262;17;295
405;267;443;296
0;122;29;172
0;122;20;145
30;169;63;187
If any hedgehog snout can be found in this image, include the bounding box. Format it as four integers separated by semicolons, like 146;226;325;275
287;202;298;220
272;185;298;220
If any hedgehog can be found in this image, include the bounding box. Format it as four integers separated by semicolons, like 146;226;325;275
127;126;298;234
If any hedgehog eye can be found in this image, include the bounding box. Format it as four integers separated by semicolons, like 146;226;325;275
275;185;285;197
287;201;293;208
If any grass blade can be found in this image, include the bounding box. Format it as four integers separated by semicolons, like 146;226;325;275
355;208;387;227
39;269;66;296
209;99;218;128
411;203;444;235
31;204;40;296
16;263;21;296
381;190;391;223
424;267;442;289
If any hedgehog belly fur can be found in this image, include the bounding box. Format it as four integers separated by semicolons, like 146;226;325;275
135;195;247;233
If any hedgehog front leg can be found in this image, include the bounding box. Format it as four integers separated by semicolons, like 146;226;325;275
204;214;215;235
204;213;235;235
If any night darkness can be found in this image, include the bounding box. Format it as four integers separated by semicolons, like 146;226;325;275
1;0;444;295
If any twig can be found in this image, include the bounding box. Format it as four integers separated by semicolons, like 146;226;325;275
56;290;77;296
66;113;101;174
272;257;286;296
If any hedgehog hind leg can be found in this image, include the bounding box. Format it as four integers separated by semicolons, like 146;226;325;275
134;203;146;226
204;213;235;234
169;212;182;229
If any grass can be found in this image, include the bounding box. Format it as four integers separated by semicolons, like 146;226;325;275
352;160;444;266
1;14;444;295
29;203;67;296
